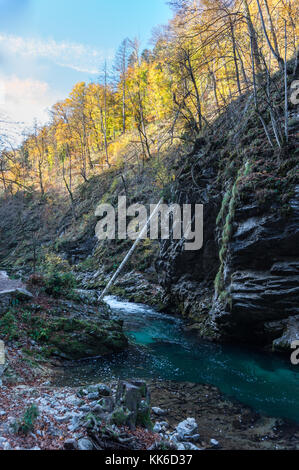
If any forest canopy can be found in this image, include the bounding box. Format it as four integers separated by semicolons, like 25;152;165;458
0;0;298;200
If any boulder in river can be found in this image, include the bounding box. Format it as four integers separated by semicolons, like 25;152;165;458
78;438;94;451
0;271;33;313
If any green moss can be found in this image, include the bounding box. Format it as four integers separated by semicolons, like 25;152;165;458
110;406;131;426
0;311;19;340
76;257;97;272
136;401;153;430
214;270;224;295
42;316;128;360
44;271;77;298
1;303;127;361
12;404;39;435
215;162;252;298
216;189;231;226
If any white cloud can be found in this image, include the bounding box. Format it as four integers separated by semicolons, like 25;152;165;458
0;33;107;74
0;34;113;147
0;75;63;142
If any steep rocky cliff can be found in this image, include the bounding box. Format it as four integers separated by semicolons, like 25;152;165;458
157;69;299;351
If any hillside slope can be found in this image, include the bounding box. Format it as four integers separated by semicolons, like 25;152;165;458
0;62;298;353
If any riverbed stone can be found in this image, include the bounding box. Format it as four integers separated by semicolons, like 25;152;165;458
153;421;169;433
176;418;198;440
152;407;167;416
78;438;94;451
64;439;79;450
87;383;112;397
178;442;201;451
65;395;81;406
210;438;220;447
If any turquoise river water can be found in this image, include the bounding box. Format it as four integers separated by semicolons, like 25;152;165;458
57;296;299;424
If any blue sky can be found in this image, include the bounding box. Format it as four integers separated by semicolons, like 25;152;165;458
0;0;172;131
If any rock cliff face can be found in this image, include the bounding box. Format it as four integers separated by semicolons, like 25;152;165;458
158;163;299;350
157;85;299;350
156;150;220;338
212;185;299;346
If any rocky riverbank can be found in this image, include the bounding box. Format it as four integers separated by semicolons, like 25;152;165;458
1;376;298;451
0;271;128;367
149;381;299;450
1;270;299;451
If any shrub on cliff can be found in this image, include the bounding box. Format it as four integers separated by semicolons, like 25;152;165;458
45;271;77;298
13;404;39;435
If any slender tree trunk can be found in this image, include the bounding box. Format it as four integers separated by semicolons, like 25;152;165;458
138;100;151;160
250;36;274;148
38;160;45;197
210;68;220;114
263;0;280;59
102;62;110;167
256;0;284;70
0;161;7;197
100;106;110;168
243;0;262;73
236;44;249;86
293;47;299;77
284;20;289;143
122;79;126;134
223;59;233;101
186;54;202;130
230;19;242;95
62;148;76;219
